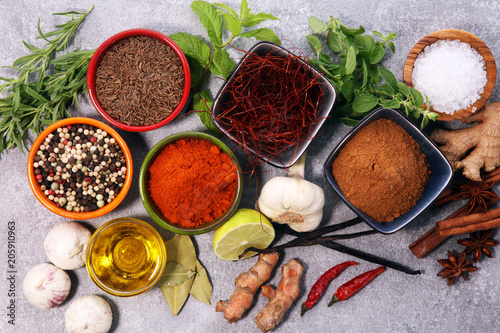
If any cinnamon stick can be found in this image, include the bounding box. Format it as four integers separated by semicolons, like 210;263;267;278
409;197;499;258
409;205;467;258
437;204;500;237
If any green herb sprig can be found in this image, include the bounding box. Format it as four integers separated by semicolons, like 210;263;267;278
0;6;94;155
306;16;438;128
169;0;280;134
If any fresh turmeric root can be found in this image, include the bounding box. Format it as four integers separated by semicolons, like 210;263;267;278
254;258;304;333
215;252;280;323
430;103;500;181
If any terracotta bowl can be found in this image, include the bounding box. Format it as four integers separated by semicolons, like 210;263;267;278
87;29;191;132
27;117;133;219
403;29;496;121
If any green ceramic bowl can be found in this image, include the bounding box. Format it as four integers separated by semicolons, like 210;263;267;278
139;132;243;235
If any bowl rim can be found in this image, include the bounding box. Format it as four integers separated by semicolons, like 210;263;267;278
403;28;497;121
87;28;191;132
27;117;133;220
211;40;336;168
85;217;167;297
323;108;453;234
139;131;243;235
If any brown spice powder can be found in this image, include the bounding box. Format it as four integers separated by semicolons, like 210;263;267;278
332;119;430;222
96;36;184;126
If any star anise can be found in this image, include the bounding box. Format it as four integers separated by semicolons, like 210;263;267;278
453;179;499;214
437;250;478;286
458;229;499;262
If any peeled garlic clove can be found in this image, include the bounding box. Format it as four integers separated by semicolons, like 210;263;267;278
23;263;71;309
44;221;92;270
257;176;325;232
65;295;112;333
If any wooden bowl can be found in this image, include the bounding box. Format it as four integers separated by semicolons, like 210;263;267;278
403;29;496;121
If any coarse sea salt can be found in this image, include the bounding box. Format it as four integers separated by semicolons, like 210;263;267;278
412;39;487;115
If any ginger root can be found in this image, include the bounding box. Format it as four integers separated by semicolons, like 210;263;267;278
430;103;500;181
216;252;280;323
254;258;304;333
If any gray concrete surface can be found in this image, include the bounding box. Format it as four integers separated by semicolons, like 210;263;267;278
1;0;500;332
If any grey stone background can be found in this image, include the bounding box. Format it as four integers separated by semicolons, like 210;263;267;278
1;0;500;332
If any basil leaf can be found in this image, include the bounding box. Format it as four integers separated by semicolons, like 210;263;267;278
193;90;222;136
341;24;365;36
352;93;378;113
409;88;424;108
169;32;211;68
306;34;322;58
379;67;397;90
210;49;236;80
189;260;212;305
242;12;279;27
222;13;242;36
344;46;356;75
240;28;281;45
396;81;410;96
309;16;328;33
328;30;343;53
369;45;385;64
341;80;354;101
159;262;196;287
191;1;224;47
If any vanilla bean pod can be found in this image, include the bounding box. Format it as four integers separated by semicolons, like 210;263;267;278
239;229;377;259
318;240;421;275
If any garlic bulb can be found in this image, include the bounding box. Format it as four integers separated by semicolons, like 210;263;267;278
257;152;325;232
65;295;113;333
23;263;71;309
44;221;92;270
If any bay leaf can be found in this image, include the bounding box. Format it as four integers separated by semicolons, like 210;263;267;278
189;260;212;305
165;234;197;271
160;275;194;316
158;262;195;287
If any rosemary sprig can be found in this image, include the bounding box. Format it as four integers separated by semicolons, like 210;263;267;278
0;6;94;155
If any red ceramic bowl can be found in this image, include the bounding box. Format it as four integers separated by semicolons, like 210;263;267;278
27;117;133;219
87;29;191;132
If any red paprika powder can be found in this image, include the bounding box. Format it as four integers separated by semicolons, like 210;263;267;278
148;139;238;228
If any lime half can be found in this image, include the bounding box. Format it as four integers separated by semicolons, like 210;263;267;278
213;208;275;261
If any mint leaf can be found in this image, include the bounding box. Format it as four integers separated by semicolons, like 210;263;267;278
242;13;279;27
309;16;328;33
209;49;236;79
344;46;356;75
191;1;224;47
214;2;239;18
379;67;397;90
240;0;250;20
352;93;378;113
306;34;322;58
193;90;221;136
169;32;211;68
240;28;280;45
223;12;242;35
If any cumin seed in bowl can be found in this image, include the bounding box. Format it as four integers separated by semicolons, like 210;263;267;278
88;29;191;132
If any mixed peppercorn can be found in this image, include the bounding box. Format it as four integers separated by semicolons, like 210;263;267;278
33;124;126;212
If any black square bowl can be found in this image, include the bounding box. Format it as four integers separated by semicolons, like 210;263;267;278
212;41;336;168
324;108;453;234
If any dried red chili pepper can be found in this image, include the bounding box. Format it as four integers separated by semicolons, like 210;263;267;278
328;266;386;306
300;261;357;317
